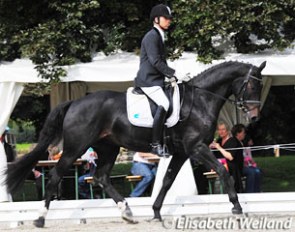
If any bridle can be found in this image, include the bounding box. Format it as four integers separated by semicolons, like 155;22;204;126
180;66;262;121
234;66;263;113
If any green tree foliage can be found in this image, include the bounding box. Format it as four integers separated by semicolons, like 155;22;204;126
10;95;50;141
170;0;295;63
0;0;161;85
0;0;294;80
0;0;102;82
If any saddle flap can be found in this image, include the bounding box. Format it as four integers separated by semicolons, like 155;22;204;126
127;88;154;127
126;85;180;128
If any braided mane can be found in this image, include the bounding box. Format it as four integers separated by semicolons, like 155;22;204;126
189;61;252;87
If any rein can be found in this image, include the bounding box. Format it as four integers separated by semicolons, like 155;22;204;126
179;84;194;122
180;66;262;121
190;86;260;113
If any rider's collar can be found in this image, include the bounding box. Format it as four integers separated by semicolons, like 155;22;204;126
153;25;165;43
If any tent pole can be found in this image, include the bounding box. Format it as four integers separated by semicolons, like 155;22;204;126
235;104;240;124
66;82;71;101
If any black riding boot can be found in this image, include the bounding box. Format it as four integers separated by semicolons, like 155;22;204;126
151;106;167;156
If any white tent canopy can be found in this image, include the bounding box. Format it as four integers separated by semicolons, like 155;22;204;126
0;82;23;202
1;49;295;83
1;49;295;201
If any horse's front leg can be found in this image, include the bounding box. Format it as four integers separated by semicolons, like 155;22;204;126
152;154;187;221
191;142;243;214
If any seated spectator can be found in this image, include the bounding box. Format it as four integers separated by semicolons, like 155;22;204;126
47;145;75;199
78;147;98;199
243;138;262;193
211;122;244;193
46;145;64;199
48;145;63;160
130;152;158;197
27;168;43;200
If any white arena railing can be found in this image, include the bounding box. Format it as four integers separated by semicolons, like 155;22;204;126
0;192;295;224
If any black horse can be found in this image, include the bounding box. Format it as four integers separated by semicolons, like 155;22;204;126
5;60;266;227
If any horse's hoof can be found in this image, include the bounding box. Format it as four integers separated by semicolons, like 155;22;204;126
122;215;138;224
33;216;45;228
147;217;162;222
232;206;243;214
122;209;138;224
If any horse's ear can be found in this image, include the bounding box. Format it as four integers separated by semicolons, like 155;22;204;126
258;61;266;72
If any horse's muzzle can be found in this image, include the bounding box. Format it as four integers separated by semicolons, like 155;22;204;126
250;116;259;123
247;106;260;122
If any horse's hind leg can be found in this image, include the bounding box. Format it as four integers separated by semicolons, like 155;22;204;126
93;144;137;224
191;143;243;214
34;147;86;228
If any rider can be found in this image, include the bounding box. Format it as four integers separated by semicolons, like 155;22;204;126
134;4;178;156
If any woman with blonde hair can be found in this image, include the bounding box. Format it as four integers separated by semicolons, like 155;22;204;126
211;122;244;193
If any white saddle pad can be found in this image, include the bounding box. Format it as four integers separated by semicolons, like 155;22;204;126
127;85;180;128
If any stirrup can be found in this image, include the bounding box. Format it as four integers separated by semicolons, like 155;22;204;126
151;143;163;156
150;143;170;157
162;144;170;157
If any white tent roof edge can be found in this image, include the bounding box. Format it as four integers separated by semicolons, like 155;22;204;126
0;49;295;84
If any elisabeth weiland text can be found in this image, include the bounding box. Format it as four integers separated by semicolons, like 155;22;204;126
162;215;293;230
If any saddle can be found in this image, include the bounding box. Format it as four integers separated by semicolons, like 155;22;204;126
126;84;180;128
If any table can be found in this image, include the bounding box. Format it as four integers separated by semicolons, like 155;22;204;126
203;171;224;194
36;159;87;200
84;175;126;199
146;157;160;163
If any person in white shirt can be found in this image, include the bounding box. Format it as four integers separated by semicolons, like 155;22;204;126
78;147;98;199
129;152;159;197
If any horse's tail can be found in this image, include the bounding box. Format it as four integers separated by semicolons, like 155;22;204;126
5;101;73;194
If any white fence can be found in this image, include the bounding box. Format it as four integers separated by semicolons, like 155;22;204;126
0;192;295;223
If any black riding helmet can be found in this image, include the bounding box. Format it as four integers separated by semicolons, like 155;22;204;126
150;4;172;22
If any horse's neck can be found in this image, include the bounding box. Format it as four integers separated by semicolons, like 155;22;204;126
188;63;249;121
195;63;248;98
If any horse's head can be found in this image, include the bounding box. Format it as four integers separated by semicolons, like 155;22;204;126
232;61;266;123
